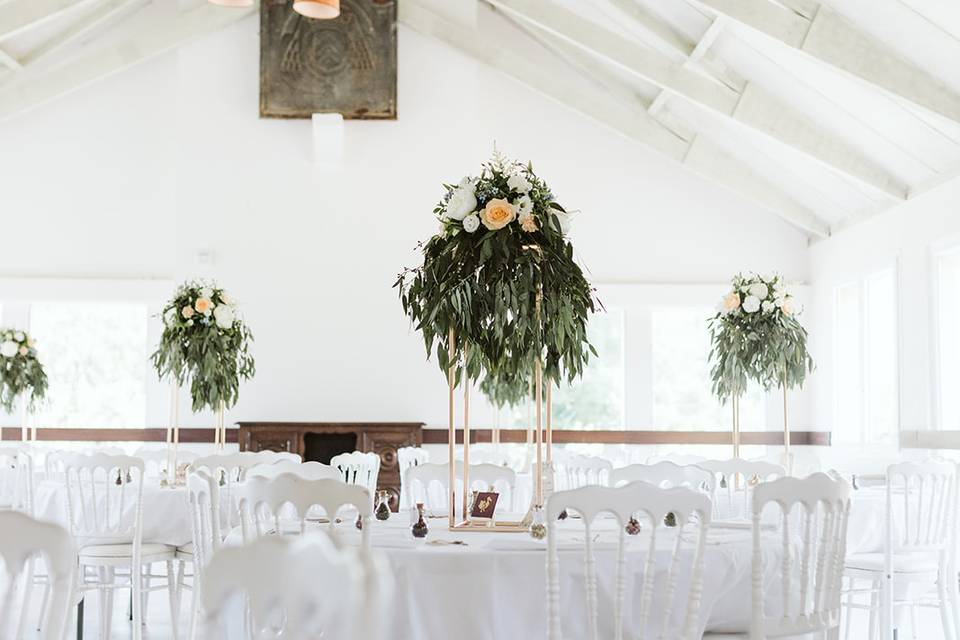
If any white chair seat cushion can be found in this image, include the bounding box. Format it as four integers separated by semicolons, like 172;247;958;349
846;551;940;574
79;542;175;559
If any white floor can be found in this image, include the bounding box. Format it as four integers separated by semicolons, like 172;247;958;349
12;577;952;639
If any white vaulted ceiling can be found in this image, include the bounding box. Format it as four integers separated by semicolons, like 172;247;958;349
2;0;959;240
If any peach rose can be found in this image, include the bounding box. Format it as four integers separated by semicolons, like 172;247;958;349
18;346;27;356
480;198;516;231
520;215;538;233
722;292;740;312
181;305;195;319
194;297;213;315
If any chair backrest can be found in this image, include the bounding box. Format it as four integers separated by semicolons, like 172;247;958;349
698;458;786;519
646;453;706;466
59;453;145;544
554;455;613;490
403;462;518;512
397;447;429;510
191;451;301;530
886;460;956;553
0;511;76;640
610;461;715;494
546;483;712;640
750;473;851;639
203;534;367;640
247;460;342;482
135;447;199;477
187;468;221;580
0;447;33;515
330;451;380;498
237;474;372;550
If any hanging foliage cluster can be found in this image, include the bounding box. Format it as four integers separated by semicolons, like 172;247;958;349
0;329;47;413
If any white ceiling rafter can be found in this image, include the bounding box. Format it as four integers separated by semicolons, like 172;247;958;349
0;3;254;122
485;0;909;204
0;0;101;43
689;0;960;126
402;0;829;238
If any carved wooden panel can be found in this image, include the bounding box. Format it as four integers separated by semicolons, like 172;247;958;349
259;0;397;119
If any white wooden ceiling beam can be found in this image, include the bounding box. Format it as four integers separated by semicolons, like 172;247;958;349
691;0;960;125
0;0;98;43
0;3;254;122
0;47;21;70
487;0;908;202
404;0;829;238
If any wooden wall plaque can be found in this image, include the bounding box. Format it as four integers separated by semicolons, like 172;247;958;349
259;0;397;119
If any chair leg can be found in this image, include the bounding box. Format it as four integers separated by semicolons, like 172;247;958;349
141;563;151;624
131;560;142;640
36;580;50;632
102;568;116;640
14;557;35;640
187;578;200;640
938;571;956;640
909;604;918;640
950;563;960;640
868;579;880;640
166;560;180;640
843;578;854;640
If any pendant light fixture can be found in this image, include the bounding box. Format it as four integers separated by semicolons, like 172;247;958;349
293;0;340;19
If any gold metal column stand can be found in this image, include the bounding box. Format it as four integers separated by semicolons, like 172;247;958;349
448;328;457;530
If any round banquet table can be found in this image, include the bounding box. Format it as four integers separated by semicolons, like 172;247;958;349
31;476;890;638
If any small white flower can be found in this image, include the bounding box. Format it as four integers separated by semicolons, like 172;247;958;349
186;319;194;327
213;304;235;329
13;332;24;342
761;300;774;314
748;282;769;300
200;287;213;299
0;341;18;358
516;195;533;218
507;171;532;194
743;295;761;313
18;346;27;356
446;184;477;221
219;292;231;305
462;213;480;233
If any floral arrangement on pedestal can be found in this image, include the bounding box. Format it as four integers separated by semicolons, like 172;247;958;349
0;329;47;413
396;150;598;394
708;272;813;401
151;281;255;412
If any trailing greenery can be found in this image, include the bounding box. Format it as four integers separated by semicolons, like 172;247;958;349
0;329;47;413
396;151;598;397
151;281;255;413
708;272;813;402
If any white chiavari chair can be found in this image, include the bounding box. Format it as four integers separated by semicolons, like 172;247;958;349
178;469;221;640
843;461;957;640
134;447;199;479
698;458;786;520
610;460;715;494
403;461;517;513
397;446;429;511
546;482;712;640
554;454;613;491
330;451;380;500
202;533;389;640
60;453;177;640
705;472;852;640
645;453;707;466
237;474;373;550
247;459;341;482
0;511;76;640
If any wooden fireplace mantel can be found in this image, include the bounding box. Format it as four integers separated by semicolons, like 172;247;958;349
236;421;424;509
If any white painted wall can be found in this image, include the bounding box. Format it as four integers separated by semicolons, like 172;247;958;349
0;17;810;429
807;177;960;449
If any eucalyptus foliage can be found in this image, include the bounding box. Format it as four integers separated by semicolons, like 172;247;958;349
151;281;255;413
0;329;47;413
708;273;813;402
396;152;598;396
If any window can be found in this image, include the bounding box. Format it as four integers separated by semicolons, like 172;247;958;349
508;309;625;429
936;248;960;430
651;307;766;430
30;302;148;428
833;269;898;444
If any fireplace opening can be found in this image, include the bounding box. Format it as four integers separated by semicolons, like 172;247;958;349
303;432;358;465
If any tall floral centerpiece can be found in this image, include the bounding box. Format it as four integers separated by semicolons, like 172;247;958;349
397;151;598;526
151;281;254;460
0;330;47;441
708;273;813;464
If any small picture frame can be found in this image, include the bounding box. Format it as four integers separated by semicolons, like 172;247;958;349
470;491;500;521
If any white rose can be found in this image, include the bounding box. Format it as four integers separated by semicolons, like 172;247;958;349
13;332;24;342
516;195;533;218
0;341;17;358
213;304;236;329
748;282;769;300
446;184;477;221
761;300;774;314
742;295;761;313
507;171;532;194
219;292;231;305
462;213;480;233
